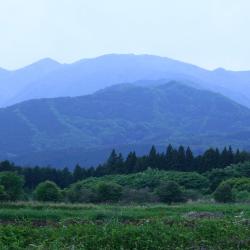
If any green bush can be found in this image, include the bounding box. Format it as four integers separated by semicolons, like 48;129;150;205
234;161;250;177
66;183;96;203
121;188;158;203
214;182;234;203
156;181;185;204
76;169;208;191
0;185;8;201
222;177;250;203
224;178;250;192
206;162;250;192
34;181;62;202
66;169;209;203
96;182;123;202
234;190;250;202
205;166;240;192
183;189;202;201
0;172;24;201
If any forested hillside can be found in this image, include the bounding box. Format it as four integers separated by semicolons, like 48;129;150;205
1;81;250;166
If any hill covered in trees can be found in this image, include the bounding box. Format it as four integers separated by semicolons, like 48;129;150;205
1;145;249;189
0;144;250;204
1;81;250;167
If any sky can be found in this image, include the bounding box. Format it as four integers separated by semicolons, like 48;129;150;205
0;0;250;70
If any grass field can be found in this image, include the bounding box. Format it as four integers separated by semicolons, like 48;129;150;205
0;202;249;249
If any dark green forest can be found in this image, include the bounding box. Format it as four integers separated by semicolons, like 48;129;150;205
0;145;250;204
0;145;249;189
2;82;250;168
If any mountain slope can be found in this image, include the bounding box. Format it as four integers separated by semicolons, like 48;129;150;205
0;68;9;76
1;81;250;167
0;58;62;107
1;54;250;108
9;54;205;104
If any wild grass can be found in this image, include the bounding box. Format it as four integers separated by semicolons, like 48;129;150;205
0;201;249;221
0;202;249;249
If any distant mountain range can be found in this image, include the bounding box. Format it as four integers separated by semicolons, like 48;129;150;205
1;81;250;167
1;54;250;108
0;58;61;107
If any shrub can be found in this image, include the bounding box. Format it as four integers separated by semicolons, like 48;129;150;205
234;161;250;177
34;181;62;202
224;178;250;192
183;189;202;201
234;190;250;203
121;188;158;203
65;169;209;203
214;182;234;203
0;172;24;201
165;172;209;191
205;167;240;192
0;185;8;201
96;182;123;202
66;183;96;203
156;181;185;204
76;169;209;191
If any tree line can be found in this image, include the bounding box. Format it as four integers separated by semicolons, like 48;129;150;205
0;145;249;189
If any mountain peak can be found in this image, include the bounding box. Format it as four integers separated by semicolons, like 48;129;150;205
36;57;60;64
213;67;227;72
0;67;8;72
11;58;62;77
22;58;61;69
0;66;10;74
0;67;10;80
1;54;250;108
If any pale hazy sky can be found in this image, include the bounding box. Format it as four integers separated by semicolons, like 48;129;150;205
1;0;250;70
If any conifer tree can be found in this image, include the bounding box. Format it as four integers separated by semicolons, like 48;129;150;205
125;151;137;173
106;149;118;173
177;146;186;171
147;145;158;169
73;164;83;182
185;146;194;171
165;144;174;169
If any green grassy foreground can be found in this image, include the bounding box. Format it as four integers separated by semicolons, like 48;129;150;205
0;202;249;249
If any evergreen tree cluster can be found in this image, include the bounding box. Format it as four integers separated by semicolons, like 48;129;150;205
0;145;249;189
94;145;249;176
